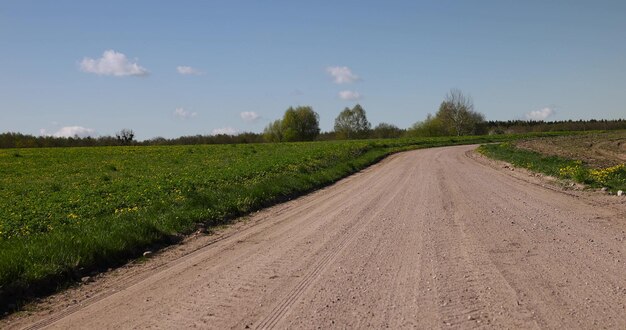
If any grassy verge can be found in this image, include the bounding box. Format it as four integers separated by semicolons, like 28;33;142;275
478;142;626;191
0;132;580;312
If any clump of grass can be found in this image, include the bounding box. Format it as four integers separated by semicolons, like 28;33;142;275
50;183;62;192
479;143;626;191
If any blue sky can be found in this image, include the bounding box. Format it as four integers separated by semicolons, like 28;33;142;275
1;1;625;140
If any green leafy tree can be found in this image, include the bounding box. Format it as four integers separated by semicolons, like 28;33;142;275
334;104;371;139
263;119;284;142
372;123;403;139
406;114;447;137
281;106;320;141
263;107;319;142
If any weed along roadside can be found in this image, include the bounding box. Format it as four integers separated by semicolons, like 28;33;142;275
478;135;626;193
0;132;581;314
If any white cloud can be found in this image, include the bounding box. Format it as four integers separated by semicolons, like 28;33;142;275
526;107;556;121
211;127;238;135
177;66;203;75
173;107;197;119
326;66;360;84
80;50;149;77
338;90;362;101
240;111;260;122
52;126;97;138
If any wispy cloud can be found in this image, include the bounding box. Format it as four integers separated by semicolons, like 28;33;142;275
338;90;362;101
173;107;197;119
50;126;97;138
326;66;360;84
176;66;203;75
526;107;555;121
211;127;238;135
80;50;148;77
240;111;260;122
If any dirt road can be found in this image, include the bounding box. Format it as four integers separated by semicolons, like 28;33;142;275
6;145;626;329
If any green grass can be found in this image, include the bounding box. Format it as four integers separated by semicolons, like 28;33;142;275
478;142;626;191
0;132;580;311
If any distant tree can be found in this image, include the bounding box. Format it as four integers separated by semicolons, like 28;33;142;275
406;113;447;137
315;131;338;141
116;129;135;145
334;104;371;139
371;123;403;139
263;119;284;142
436;89;485;136
280;106;320;141
146;136;168;144
333;107;352;139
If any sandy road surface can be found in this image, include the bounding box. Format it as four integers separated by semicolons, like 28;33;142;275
6;145;626;329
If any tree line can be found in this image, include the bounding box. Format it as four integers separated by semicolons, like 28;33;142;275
0;131;268;149
262;89;485;141
2;89;625;148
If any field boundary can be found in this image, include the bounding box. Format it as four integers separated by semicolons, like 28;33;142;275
477;141;626;193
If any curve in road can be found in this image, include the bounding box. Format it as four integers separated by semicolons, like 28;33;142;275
7;145;626;329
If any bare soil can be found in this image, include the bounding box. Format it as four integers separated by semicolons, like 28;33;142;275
515;130;626;168
3;145;626;329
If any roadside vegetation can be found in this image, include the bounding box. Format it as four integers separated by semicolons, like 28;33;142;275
478;131;626;192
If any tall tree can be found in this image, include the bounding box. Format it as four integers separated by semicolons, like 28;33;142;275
333;104;371;139
436;89;485;136
115;129;135;145
263;119;284;142
278;106;320;142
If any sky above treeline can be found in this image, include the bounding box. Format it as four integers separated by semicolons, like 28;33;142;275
1;1;625;140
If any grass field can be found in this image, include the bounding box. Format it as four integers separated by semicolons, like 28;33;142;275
0;133;578;310
478;130;626;192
